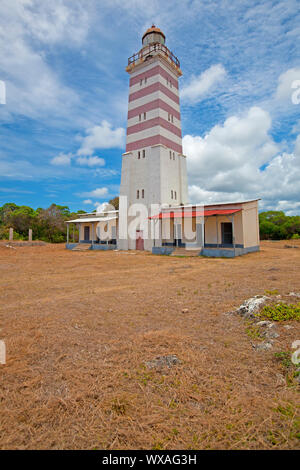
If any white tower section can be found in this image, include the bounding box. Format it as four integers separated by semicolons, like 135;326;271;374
119;26;189;250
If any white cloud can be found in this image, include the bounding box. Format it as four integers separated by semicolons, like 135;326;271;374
51;152;72;166
77;121;125;156
183;106;300;213
184;106;278;185
20;0;89;45
276;67;300;103
181;64;226;104
0;1;89;120
81;187;109;198
76;156;105;167
83;199;93;204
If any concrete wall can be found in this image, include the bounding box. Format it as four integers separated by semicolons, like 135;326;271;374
120;144;187;209
242;200;260;248
79;220;117;243
204;212;244;246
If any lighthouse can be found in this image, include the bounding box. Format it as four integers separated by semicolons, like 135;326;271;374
66;27;260;256
119;25;189;250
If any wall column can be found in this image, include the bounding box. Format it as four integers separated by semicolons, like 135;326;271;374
232;215;235;253
67;224;69;244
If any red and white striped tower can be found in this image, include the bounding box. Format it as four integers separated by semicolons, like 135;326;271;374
119;26;188;250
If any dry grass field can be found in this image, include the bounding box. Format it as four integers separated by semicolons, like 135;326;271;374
0;241;299;450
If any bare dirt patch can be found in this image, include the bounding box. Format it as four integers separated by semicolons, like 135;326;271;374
0;241;299;449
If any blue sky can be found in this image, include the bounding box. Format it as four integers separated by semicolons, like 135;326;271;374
0;0;299;214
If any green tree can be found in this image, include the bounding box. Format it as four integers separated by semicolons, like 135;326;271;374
8;206;36;237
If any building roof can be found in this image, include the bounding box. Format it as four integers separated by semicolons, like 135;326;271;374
66;216;117;224
165;199;260;210
142;25;165;41
149;209;241;219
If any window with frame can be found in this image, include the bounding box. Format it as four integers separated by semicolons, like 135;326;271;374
137;190;139;199
139;114;141;122
171;190;173;199
169;150;172;159
142;189;144;198
144;112;146;120
138;151;140;159
142;149;145;158
174;191;177;199
140;79;142;86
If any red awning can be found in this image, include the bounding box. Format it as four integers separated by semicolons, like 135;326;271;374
149;209;241;219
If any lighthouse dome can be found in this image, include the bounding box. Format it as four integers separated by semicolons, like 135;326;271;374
142;25;165;46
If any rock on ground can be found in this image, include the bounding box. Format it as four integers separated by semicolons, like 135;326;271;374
253;342;273;351
145;355;181;370
236;295;269;319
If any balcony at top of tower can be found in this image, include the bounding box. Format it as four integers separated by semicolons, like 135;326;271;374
142;25;165;47
126;25;182;76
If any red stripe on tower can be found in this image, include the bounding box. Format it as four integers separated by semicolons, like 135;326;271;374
129;65;179;89
127;99;181;121
126;135;182;154
127;116;182;138
129;82;179;105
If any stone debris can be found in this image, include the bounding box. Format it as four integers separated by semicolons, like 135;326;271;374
275;373;286;386
181;308;189;314
5;241;46;247
283;325;294;330
236;295;269;319
289;292;300;298
253;342;273;351
256;320;273;327
145;355;181;370
261;329;279;339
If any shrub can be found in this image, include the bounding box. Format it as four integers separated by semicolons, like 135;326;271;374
258;303;300;321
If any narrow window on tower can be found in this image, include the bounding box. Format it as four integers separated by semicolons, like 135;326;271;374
144;77;147;84
171;115;174;123
169;150;172;159
166;77;169;86
140;79;143;86
137;190;139;199
138;151;140;159
142;149;145;158
144;112;146;120
173;152;175;160
171;190;173;199
139;114;141;122
168;113;170;122
142;189;144;198
175;191;177;199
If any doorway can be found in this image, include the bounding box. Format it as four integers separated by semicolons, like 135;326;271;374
174;223;182;246
136;230;144;250
221;222;233;245
84;226;90;241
